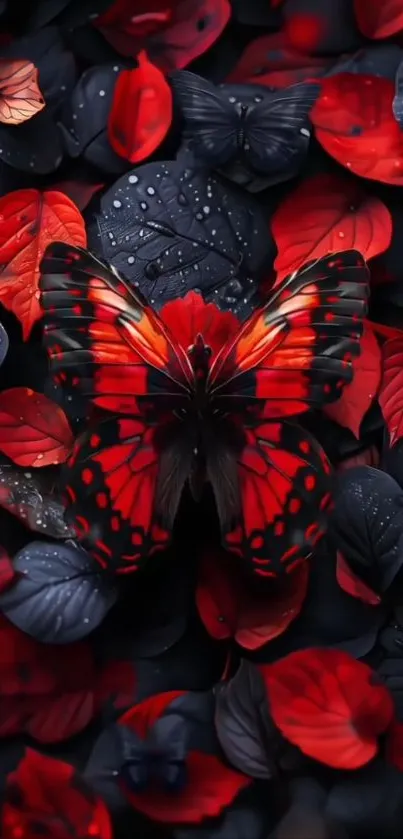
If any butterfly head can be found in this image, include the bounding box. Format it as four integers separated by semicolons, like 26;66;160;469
187;333;212;385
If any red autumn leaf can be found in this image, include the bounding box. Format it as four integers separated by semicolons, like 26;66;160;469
0;387;73;467
119;691;250;823
354;0;403;39
386;719;403;771
379;337;403;446
0;59;45;125
196;550;308;650
336;551;381;606
324;324;382;439
0;189;86;340
108;50;172;164
227;31;331;88
261;648;394;769
161;292;239;361
272;172;392;282
311;73;403;186
2;750;112;839
51;180;104;211
94;0;231;72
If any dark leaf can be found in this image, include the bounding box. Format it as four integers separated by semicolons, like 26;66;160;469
0;462;74;538
87;160;271;318
0;109;63;174
325;760;403;837
175;806;267;839
0;540;117;643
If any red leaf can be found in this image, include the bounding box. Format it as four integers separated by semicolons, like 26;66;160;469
51;180;104;211
120;690;187;739
108;50;172;164
0;59;45;125
336;551;381;605
379;337;403;445
125;751;250;824
272;173;392;282
94;0;231;72
0;546;16;593
284;13;326;52
311;73;403;186
261;648;394;769
2;750;112;839
196;550;308;650
386;719;403;771
0;189;86;340
324;324;382;438
227;31;331;88
95;659;136;710
354;0;403;39
0;387;73;467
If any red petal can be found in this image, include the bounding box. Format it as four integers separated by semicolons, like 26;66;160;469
227;31;330;88
108;51;172;164
196;551;308;649
0;387;73;467
2;750;112;839
125;750;250;824
379;337;403;445
311;74;403;186
386;719;403;771
119;690;187;739
0;59;45;125
324;324;382;439
272;173;392;283
94;0;231;72
0;189;86;340
261;648;394;769
336;551;381;606
354;0;403;39
161;292;239;359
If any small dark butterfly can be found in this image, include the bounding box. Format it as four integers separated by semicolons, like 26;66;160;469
118;716;188;793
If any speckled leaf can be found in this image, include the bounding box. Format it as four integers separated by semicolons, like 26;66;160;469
0;540;117;643
0;463;74;538
87;161;271;318
0;109;63;173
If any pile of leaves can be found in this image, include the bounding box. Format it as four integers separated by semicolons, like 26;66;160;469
2;0;403;837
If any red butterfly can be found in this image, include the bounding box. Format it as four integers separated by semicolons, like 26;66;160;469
39;244;369;578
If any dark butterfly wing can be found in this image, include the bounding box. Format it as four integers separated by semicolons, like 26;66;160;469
208;421;332;578
170;70;239;168
39;242;193;418
393;59;403;128
243;82;320;175
208;250;370;418
151;715;188;792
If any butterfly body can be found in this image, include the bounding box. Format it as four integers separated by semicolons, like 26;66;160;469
40;244;369;578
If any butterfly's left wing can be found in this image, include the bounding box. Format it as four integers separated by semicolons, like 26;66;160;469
208;249;370;419
243;82;320;176
207;420;332;578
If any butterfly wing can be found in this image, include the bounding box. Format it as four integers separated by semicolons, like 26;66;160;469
243;82;320;176
39;241;193;417
40;243;195;571
208;250;369;419
208;421;332;577
170;70;239;168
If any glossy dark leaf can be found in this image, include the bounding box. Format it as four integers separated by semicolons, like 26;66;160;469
325;760;403;836
87;160;271;319
214;660;280;779
175;807;267;839
0;463;74;538
0;540;117;643
0;109;63;173
330;466;403;593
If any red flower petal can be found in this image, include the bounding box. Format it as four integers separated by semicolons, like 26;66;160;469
94;0;231;72
160;292;240;358
108;51;172;164
311;74;403;186
354;0;403;39
379;337;403;445
0;59;45;125
125;750;250;824
119;690;187;739
386;719;403;771
0;189;86;340
272;172;392;282
261;648;394;769
0;387;73;467
336;551;381;606
2;750;112;839
324;324;382;439
227;32;330;88
196;550;308;650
